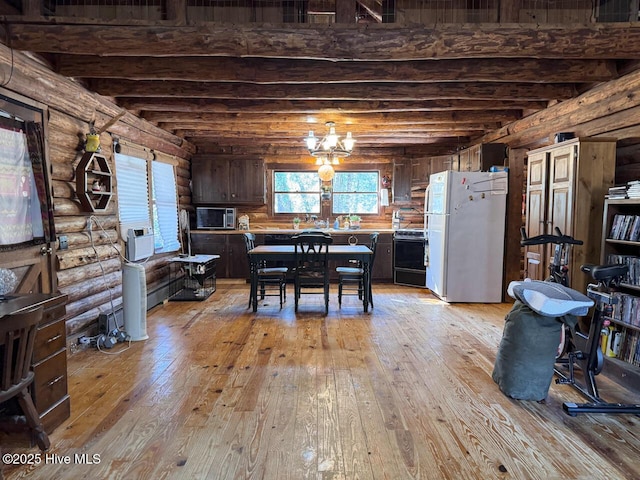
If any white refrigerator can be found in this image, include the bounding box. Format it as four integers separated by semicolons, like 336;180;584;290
425;170;508;303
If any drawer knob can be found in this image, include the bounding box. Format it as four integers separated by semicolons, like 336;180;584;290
46;375;65;387
47;334;62;343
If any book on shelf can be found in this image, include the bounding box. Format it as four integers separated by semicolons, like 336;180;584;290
610;214;624;239
606;254;639;286
607;185;628;199
631;216;640;242
627;180;640;199
609;215;640;241
621;215;634;240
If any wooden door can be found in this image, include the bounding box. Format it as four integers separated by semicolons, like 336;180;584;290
191;157;229;204
372;236;393;281
547;144;575;239
227;234;250;278
411;158;430;184
392;160;412;202
0;92;56;294
430;154;452;175
469;145;482;171
524;151;548;280
0;245;55;294
229;159;265;204
458;149;471;171
446;153;460;171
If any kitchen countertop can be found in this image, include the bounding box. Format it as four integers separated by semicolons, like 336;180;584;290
192;228;398;235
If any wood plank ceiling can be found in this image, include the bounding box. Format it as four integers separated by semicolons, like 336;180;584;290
1;7;639;158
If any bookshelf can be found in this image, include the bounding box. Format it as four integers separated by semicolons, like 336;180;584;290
600;198;640;375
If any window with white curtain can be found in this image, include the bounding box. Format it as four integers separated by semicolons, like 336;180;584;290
114;152;179;255
151;160;179;253
114;152;151;239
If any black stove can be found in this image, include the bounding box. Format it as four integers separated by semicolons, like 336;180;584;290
393;229;427;288
393;229;427;240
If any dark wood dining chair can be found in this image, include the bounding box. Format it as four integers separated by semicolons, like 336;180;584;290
291;232;333;314
0;306;49;451
243;233;288;308
336;232;379;308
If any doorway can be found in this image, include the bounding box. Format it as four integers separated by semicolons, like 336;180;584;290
0;90;56;294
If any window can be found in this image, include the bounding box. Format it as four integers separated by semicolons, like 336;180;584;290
115;151;179;255
332;171;379;215
273;171;320;214
0;104;54;250
151;161;179;253
115;152;151;238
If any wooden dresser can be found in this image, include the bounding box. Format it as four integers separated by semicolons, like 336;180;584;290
0;293;69;433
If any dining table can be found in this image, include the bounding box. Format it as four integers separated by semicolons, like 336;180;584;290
247;244;373;313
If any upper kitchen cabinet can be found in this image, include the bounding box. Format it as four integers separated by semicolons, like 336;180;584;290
458;143;506;172
430;153;458;174
392;159;412;203
191;156;265;205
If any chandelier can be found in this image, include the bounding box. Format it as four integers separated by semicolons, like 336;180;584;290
305;121;355;182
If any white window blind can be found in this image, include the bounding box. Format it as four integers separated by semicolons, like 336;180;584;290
114;152;151;240
151;160;179;253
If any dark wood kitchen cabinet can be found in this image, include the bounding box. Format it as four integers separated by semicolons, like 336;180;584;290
372;236;393;281
327;233;393;282
191;233;250;279
191;156;265;205
392;159;412;202
458;143;506;172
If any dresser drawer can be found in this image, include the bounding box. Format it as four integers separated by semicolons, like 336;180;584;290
33;319;66;364
32;349;68;413
41;395;71;434
41;301;66;327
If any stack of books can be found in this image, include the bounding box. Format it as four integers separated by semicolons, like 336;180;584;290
608;185;628;199
628;181;640;199
609;214;640;241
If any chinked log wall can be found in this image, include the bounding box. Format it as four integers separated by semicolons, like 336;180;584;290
0;43;194;343
3;42;640;346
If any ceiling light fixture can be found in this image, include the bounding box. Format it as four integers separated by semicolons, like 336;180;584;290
306;121;354;182
305;121;355;158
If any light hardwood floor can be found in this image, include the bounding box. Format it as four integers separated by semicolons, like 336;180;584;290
3;282;640;479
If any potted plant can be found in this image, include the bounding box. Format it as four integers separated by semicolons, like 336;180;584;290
349;215;361;229
292;217;301;229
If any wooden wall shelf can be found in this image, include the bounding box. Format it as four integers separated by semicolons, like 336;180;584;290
75;151;113;212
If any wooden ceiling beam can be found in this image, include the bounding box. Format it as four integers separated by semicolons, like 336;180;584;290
54;56;617;83
88;79;575;101
122;98;546;113
483;67;640;146
141;110;519;124
192;142;448;156
157;122;496;134
204;145;423;156
179;129;477;140
5;22;640;60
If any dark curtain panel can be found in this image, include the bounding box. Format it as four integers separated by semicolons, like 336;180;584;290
24;121;55;244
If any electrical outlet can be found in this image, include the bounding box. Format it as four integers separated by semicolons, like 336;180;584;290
78;336;91;345
58;235;68;250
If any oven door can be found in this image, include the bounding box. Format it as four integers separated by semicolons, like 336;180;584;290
393;238;427;287
394;239;426;270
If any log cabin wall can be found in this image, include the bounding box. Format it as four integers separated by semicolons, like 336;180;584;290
3;3;640;350
0;43;194;344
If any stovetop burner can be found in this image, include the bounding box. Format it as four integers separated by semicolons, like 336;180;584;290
393;229;427;240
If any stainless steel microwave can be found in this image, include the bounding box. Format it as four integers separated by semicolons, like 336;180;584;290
195;207;236;230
